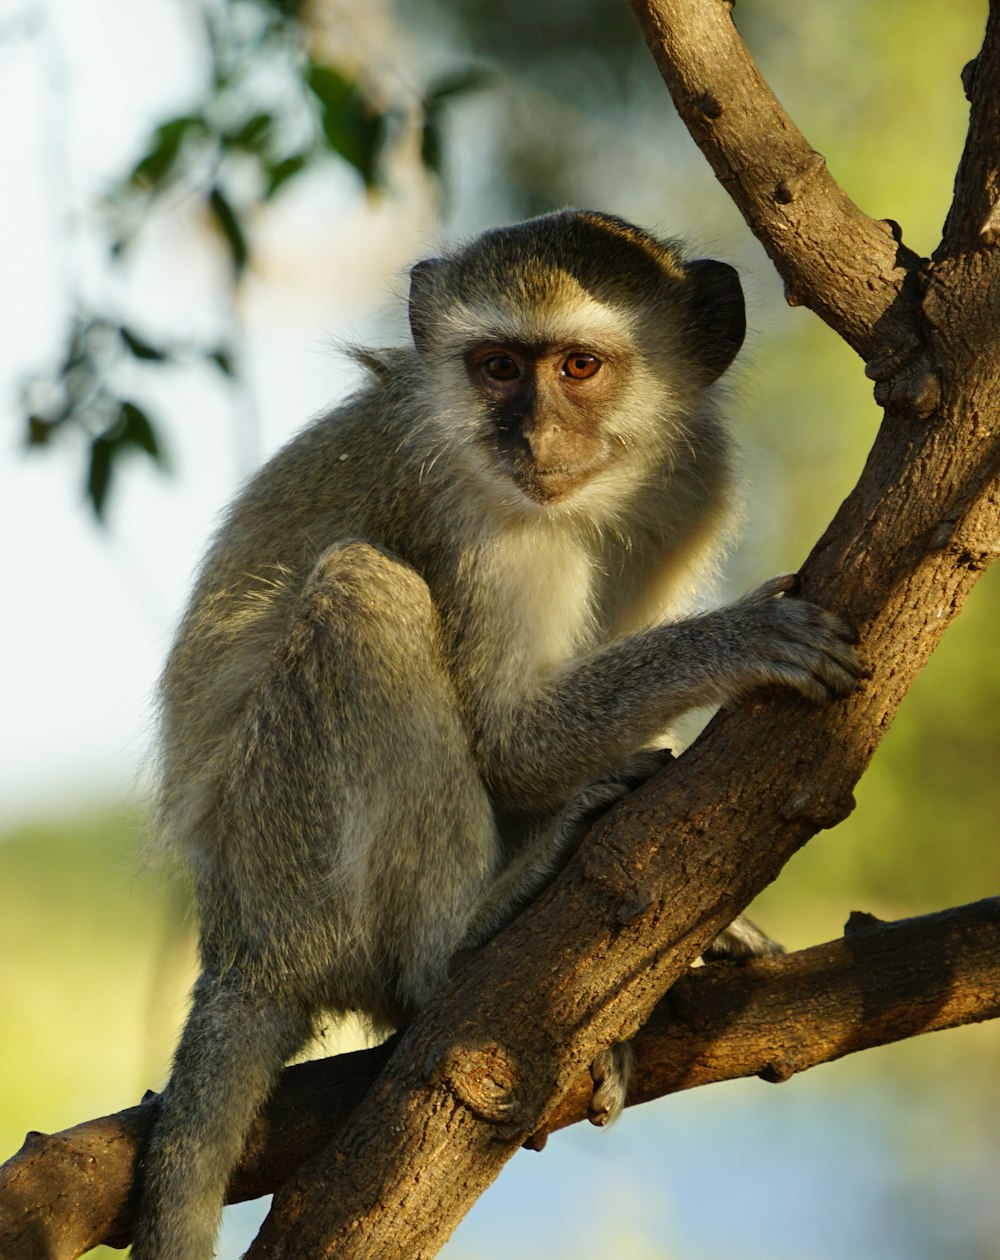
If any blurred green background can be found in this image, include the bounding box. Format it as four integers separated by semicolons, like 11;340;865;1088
2;1;999;1256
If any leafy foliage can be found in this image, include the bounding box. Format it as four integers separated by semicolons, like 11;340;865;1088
24;0;482;519
21;315;228;520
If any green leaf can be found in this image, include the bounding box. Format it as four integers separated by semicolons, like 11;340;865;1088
306;62;355;114
27;415;56;447
86;401;167;516
208;186;249;278
264;152;310;199
117;401;163;462
307;63;387;190
224;112;274;154
129;115;206;191
421;116;444;181
420;68;491;181
260;0;305;16
423;66;493;110
87;437;113;520
207;346;236;377
119;326;169;362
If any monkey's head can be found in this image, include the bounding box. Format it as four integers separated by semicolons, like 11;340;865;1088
407;210;745;512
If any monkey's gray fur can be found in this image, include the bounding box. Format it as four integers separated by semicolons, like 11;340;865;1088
133;211;866;1258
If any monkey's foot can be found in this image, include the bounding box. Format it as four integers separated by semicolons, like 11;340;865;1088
588;1041;632;1126
703;913;784;961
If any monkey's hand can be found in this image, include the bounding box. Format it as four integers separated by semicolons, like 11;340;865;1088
723;574;870;704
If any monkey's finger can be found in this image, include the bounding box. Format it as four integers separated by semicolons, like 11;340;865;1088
746;574;800;602
783;637;871;690
801;613;870;671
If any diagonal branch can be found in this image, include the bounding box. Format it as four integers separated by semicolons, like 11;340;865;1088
939;1;1000;256
623;0;928;372
2;899;997;1259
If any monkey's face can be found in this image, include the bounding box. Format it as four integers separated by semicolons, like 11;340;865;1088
408;211;746;514
464;339;635;504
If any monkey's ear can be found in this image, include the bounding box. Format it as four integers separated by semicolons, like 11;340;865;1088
683;259;746;382
408;258;445;354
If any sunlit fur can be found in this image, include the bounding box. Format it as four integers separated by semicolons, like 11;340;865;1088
135;212;865;1260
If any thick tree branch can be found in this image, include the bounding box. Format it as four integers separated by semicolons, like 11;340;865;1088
623;0;931;393
2;900;997;1259
940;1;1000;256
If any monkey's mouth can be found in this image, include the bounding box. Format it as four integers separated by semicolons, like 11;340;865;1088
511;462;592;503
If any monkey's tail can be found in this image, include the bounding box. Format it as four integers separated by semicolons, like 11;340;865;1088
132;974;310;1260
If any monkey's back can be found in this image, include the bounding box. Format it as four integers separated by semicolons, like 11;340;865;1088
155;365;436;862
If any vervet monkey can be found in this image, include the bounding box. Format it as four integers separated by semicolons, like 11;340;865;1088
133;210;866;1258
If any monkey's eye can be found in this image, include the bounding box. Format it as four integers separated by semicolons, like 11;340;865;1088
483;355;521;382
561;353;601;380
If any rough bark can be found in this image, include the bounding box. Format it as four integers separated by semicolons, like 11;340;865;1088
1;900;997;1259
3;3;999;1257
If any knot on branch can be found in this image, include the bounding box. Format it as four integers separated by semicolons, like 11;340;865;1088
780;784;856;830
616;892;657;925
978;200;1000;246
773;151;826;206
693;90;723;119
758;1056;803;1084
845;909;887;936
872;358;941;417
427;1041;534;1131
930;515;1000;571
961;55;979;102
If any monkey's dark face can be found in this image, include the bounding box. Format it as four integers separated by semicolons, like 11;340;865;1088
465;340;629;504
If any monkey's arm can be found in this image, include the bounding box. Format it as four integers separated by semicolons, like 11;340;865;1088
477;579;867;812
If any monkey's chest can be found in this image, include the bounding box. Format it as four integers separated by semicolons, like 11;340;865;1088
458;529;598;697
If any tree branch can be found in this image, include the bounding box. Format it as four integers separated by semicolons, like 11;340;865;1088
622;0;930;385
939;1;1000;256
2;900;997;1259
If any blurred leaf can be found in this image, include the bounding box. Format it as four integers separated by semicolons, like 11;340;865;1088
260;0;306;15
264;152;310;199
207;346;236;377
117;400;163;462
420;67;490;185
307;62;387;189
86;401;166;518
421;117;443;183
27;415;57;447
119;326;169;363
129;115;206;190
208;186;249;277
423;65;492;109
87;436;113;520
224;112;274;153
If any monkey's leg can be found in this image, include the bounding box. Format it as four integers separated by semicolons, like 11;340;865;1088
290;541;500;1016
215;539;498;1019
138;543;497;1257
132;977;311;1260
